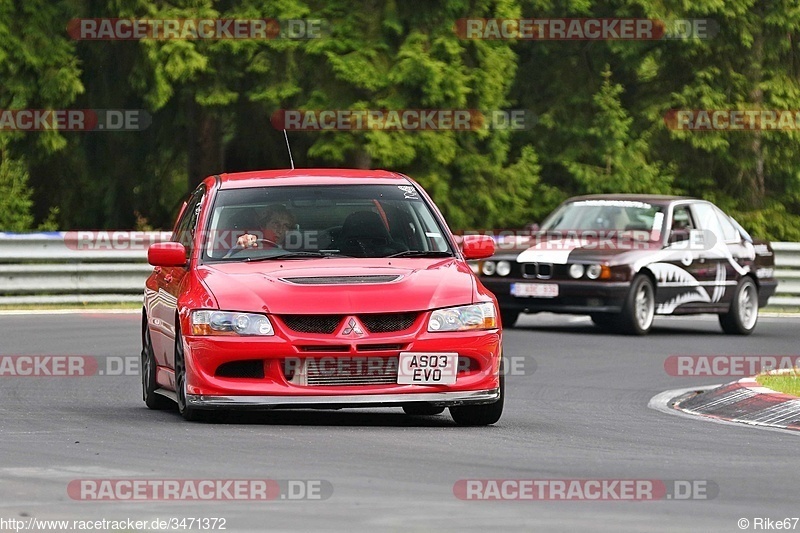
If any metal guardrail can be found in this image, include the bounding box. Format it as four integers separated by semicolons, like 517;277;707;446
0;232;164;305
0;233;798;308
771;242;800;308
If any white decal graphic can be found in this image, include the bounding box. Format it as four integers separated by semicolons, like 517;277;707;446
397;185;418;199
649;262;700;286
657;288;712;314
648;263;711;314
711;263;726;303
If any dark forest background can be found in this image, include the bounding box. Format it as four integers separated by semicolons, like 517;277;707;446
1;0;799;239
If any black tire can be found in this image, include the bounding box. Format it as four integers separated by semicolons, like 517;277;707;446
500;309;520;328
174;325;205;422
719;277;759;335
618;275;655;335
402;404;446;416
590;313;617;331
449;373;504;426
141;312;172;410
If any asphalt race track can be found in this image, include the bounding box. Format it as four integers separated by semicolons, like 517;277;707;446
1;311;798;532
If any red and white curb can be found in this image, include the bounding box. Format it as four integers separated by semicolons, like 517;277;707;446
650;377;800;433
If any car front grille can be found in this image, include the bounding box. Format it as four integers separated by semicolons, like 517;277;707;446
281;315;343;334
522;262;555;279
279;313;418;334
359;313;417;333
297;357;399;386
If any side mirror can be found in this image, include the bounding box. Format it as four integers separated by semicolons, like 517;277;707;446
148;242;187;267
461;235;495;260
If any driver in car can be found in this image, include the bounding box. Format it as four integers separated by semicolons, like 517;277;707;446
236;204;295;249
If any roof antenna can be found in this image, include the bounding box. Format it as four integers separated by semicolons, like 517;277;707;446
283;129;295;170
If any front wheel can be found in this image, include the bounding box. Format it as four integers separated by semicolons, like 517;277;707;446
618;275;655;335
719;277;759;335
141;313;171;410
449;373;504;426
174;326;205;421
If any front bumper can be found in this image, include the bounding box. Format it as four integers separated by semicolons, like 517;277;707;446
187;388;500;410
180;313;502;400
482;278;631;314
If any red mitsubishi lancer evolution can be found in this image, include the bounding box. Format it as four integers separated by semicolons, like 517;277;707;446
141;169;503;425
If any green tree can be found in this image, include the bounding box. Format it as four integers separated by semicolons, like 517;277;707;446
0;141;35;231
562;66;674;194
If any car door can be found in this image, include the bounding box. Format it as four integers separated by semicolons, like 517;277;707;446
148;186;205;383
687;201;732;311
652;202;712;313
710;204;753;308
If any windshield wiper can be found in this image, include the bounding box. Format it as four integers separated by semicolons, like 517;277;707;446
386;250;454;258
246;251;337;262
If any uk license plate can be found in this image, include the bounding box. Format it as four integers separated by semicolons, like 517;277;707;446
510;282;559;298
397;352;458;385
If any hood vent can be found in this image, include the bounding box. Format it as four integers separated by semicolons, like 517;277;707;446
281;275;402;285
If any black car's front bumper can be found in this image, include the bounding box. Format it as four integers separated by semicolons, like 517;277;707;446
482;278;631;314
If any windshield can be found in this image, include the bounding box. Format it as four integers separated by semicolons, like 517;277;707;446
539;200;665;241
202;184;453;261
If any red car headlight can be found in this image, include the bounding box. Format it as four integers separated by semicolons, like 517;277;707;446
191;310;274;336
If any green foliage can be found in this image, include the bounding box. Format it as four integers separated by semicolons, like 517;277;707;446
0;143;35;231
0;0;798;241
561;66;675;195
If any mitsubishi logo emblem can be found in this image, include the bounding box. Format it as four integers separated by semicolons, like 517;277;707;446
342;318;364;336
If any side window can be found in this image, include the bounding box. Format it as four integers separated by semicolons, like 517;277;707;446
691;202;724;239
671;205;695;231
172;187;205;259
713;206;741;242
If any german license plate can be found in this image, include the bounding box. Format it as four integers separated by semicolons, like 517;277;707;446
397;352;457;385
510;282;559;298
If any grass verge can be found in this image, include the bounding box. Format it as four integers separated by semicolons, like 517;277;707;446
756;372;800;397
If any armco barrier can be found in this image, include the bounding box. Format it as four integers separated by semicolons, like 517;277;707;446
771;242;800;308
0;233;798;308
0;232;166;305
